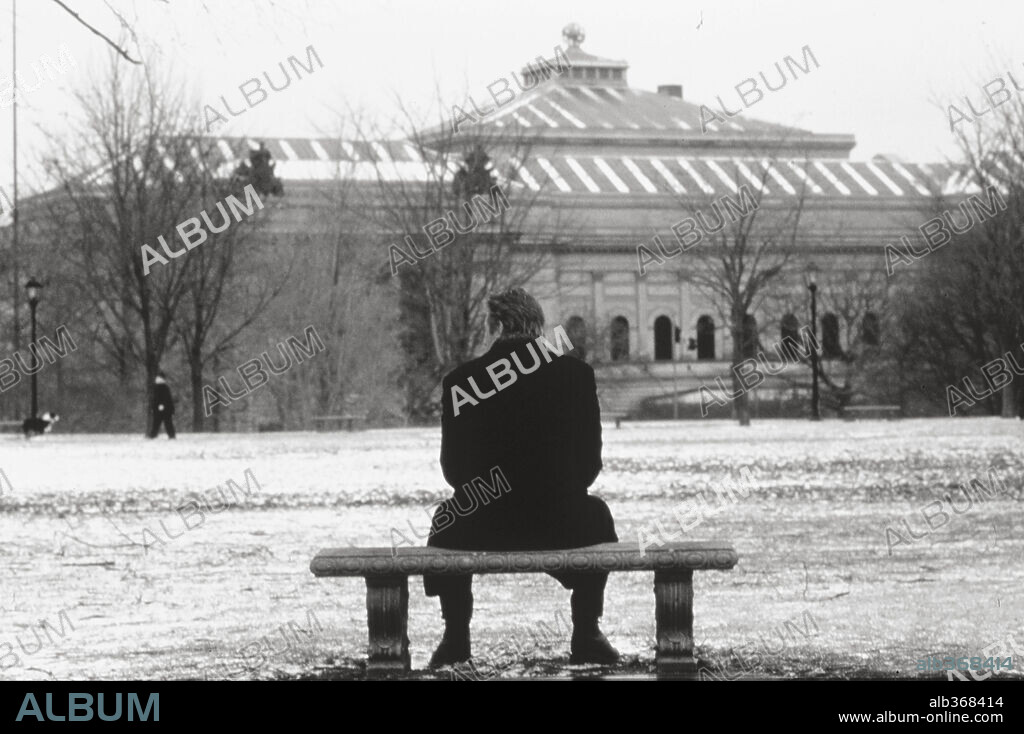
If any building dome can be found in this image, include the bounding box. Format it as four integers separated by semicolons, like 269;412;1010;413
521;24;630;88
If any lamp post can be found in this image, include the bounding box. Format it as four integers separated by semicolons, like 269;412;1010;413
808;282;821;421
25;277;42;418
670;325;681;420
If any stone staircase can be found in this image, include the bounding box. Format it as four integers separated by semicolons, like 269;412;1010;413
594;361;711;417
594;360;812;419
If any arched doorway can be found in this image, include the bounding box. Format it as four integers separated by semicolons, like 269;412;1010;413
567;316;587;360
741;313;759;359
610;316;630;361
654;315;673;361
696;315;715;360
780;313;800;362
861;312;880;346
780;313;799;343
822;313;842;359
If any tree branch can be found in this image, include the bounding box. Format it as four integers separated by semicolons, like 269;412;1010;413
50;0;142;64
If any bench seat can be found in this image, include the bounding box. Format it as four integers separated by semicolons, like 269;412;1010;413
841;405;902;421
310;540;738;676
603;412;628;428
311;415;362;431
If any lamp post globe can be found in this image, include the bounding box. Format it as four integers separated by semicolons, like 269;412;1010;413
24;277;43;418
26;277;42;305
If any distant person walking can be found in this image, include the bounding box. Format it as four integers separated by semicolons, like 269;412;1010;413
148;371;176;439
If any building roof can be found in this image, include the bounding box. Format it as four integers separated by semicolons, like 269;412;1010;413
197;25;977;200
478;82;815;138
510;154;962;198
203;137;971;200
435;24;852;156
2;23;987;224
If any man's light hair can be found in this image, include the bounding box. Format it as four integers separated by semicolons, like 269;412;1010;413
487;287;545;340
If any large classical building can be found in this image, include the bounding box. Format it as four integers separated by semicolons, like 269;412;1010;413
9;25;975;425
213;25;972;417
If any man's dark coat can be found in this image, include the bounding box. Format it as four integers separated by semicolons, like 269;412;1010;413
153;382;174;416
149;380;176;438
427;336;617;552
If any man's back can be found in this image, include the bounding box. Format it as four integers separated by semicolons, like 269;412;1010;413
422;287;620;668
436;336;604;549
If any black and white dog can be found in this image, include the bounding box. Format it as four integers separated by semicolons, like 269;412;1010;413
23;412;60;438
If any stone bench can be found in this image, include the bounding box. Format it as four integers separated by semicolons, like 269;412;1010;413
309;540;738;676
604;412;628;428
311;415;363;432
841;405;902;421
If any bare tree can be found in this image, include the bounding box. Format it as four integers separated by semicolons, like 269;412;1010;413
801;267;891;411
760;248;895;412
678;151;808;425
174;148;291;430
38;59;276;428
49;0;143;64
349;100;570;422
255;170;404;429
896;82;1024;417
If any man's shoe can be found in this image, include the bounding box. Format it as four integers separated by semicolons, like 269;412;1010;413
569;583;618;664
569;628;620;664
428;628;471;668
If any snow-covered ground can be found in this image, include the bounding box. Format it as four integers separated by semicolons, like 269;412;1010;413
1;418;1022;680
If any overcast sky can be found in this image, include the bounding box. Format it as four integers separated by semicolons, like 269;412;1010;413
2;0;1023;199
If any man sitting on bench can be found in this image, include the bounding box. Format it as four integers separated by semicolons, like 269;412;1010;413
425;287;619;668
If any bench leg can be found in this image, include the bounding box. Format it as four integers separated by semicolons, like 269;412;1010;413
654;569;697;677
365;576;410;673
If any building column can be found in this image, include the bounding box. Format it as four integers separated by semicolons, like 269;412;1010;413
591;272;605;360
676;271;687;361
635;273;648;359
550;261;562;326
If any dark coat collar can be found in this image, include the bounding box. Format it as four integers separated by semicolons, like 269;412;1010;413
483;336;534;361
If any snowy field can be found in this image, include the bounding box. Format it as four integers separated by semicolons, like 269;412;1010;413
1;418;1022;681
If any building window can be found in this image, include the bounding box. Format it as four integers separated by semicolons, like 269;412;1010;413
861;312;880;346
567;315;587;360
599;68;609;80
586;68;596;79
779;313;801;361
610;316;630;361
741;313;759;359
822;313;842;359
612;70;622;80
697;315;715;360
781;313;799;344
654;315;673;361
